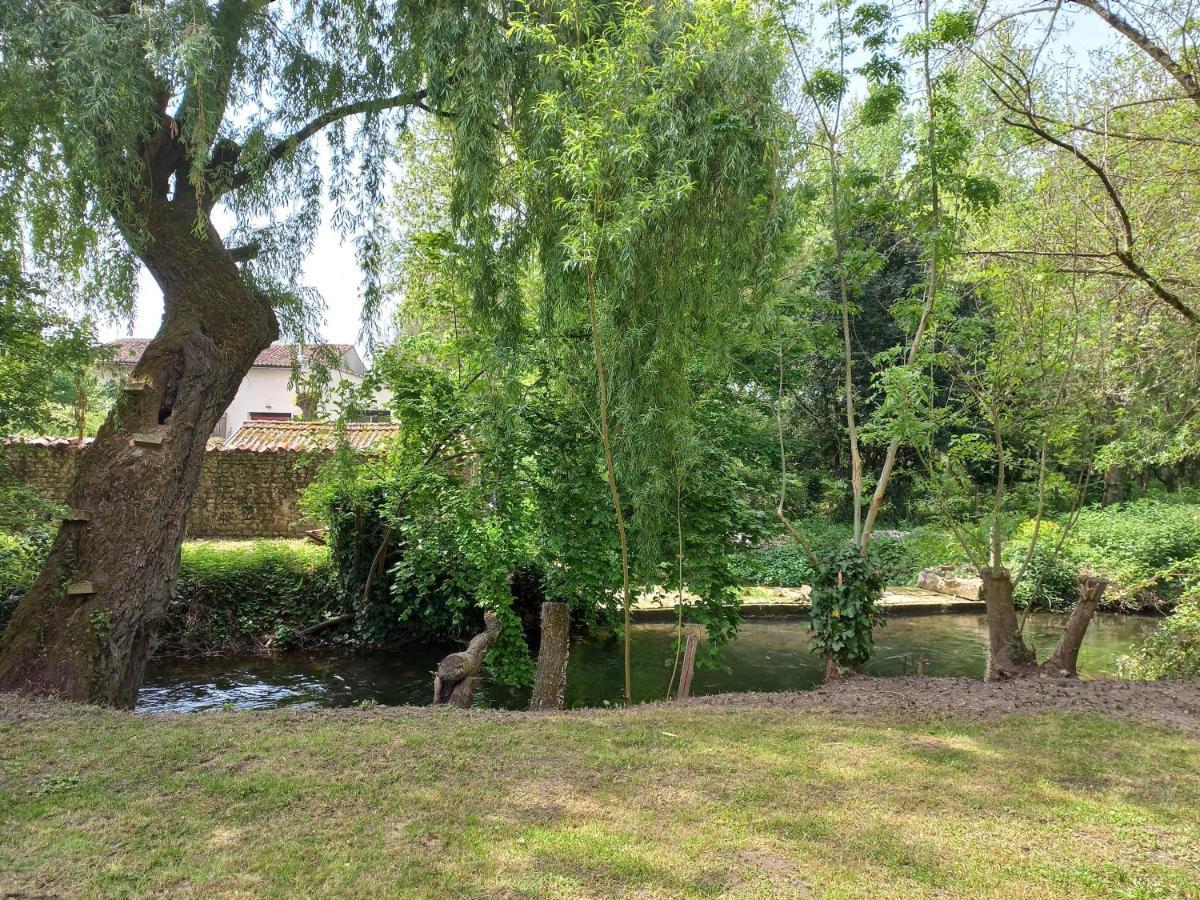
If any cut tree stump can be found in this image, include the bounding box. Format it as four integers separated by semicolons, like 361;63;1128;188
529;602;570;711
433;611;501;708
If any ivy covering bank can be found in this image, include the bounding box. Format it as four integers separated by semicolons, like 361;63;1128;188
161;541;342;654
2;539;341;655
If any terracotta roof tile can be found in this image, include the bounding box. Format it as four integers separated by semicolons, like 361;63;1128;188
102;339;354;370
220;421;399;452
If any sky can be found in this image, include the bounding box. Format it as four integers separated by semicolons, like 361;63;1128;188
99;3;1115;352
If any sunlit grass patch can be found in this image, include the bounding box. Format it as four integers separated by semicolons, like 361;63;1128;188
1;700;1197;898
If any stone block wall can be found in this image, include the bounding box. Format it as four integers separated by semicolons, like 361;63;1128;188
1;440;325;538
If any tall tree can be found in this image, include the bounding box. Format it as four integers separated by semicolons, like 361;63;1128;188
0;0;509;705
509;0;789;703
976;1;1200;323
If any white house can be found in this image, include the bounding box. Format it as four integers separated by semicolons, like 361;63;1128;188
102;339;388;439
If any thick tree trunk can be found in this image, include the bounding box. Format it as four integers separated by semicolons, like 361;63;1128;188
0;199;278;707
529;601;570;711
1040;575;1107;678
980;566;1037;681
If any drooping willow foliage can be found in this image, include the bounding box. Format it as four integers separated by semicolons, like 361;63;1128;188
304;0;794;695
0;0;519;335
494;0;792;694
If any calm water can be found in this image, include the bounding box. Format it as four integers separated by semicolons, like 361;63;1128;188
138;611;1159;713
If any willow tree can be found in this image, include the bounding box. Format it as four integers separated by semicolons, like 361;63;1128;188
0;0;511;705
509;0;789;703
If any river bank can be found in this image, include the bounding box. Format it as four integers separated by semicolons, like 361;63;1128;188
3;679;1198;898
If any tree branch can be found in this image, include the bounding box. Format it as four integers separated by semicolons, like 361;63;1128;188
1065;1;1200;108
227;241;260;262
993;95;1198;323
223;89;431;194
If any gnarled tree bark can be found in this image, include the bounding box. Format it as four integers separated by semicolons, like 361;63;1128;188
529;601;570;711
433;611;501;709
0;199;278;707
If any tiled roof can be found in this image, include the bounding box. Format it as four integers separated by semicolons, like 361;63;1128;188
104;338;151;365
220;421;399;452
102;339;354;370
3;424;395;453
1;436;93;447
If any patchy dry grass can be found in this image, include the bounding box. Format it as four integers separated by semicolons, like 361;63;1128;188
1;695;1198;898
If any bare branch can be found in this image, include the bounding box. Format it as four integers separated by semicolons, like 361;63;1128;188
1066;0;1200;108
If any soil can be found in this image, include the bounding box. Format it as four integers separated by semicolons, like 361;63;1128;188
680;675;1200;735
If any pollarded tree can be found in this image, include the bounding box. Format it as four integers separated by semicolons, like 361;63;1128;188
0;0;513;705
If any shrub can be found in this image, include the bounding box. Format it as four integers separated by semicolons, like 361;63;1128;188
0;529;51;634
159;540;342;654
733;522;854;587
1;535;343;651
1010;544;1079;610
1002;523;1080;610
733;541;816;587
997;501;1200;610
734;523;961;588
1119;575;1200;680
809;542;885;672
873;526;965;586
1066;500;1200;603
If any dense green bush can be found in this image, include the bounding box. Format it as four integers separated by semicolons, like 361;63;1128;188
1119;579;1200;680
872;527;967;585
1002;500;1200;610
0;529;51;633
159;540;342;654
1068;500;1200;603
809;543;885;672
1010;544;1080;610
1002;523;1081;610
733;524;961;587
2;536;350;654
732;541;817;587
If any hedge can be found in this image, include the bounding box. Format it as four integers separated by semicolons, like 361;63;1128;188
161;540;343;654
2;537;343;654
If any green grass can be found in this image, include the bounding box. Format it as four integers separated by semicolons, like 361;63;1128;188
2;701;1198;898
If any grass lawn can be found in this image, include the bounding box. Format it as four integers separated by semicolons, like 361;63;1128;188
2;697;1198;898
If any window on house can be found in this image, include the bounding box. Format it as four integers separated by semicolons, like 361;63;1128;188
249;412;293;422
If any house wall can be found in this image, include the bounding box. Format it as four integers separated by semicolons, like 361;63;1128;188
223;367;305;433
2;442;326;538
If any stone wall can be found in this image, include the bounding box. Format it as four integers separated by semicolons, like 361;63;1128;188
1;440;325;538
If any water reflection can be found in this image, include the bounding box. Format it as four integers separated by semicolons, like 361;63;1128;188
138;611;1159;714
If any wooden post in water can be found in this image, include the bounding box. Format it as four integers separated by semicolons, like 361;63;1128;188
676;631;700;700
